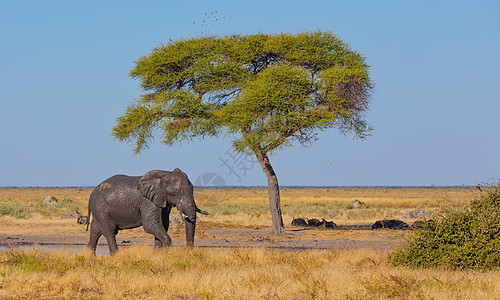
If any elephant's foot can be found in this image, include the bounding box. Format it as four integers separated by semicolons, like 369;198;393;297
154;235;172;248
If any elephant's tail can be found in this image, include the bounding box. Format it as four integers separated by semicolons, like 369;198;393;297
86;205;91;231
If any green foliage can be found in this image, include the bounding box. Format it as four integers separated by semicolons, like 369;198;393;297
3;251;78;274
113;31;373;155
4;252;49;272
391;185;500;270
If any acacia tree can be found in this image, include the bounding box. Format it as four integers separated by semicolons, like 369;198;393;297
113;31;373;235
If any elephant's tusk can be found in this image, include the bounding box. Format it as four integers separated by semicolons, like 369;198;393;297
180;212;189;220
196;207;209;215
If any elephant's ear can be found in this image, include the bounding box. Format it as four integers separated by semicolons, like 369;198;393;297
138;170;168;208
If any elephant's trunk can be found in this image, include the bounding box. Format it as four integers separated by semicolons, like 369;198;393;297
179;203;197;246
184;212;196;246
179;201;208;246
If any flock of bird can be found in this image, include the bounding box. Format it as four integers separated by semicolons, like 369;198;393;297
189;11;225;35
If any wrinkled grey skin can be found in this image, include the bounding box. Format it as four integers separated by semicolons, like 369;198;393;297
87;169;208;254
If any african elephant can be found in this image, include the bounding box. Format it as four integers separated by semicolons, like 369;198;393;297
86;169;208;254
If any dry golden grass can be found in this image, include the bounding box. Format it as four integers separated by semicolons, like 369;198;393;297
0;186;476;205
195;186;474;206
0;215;84;236
0;187;496;299
0;246;498;299
0;188;91;204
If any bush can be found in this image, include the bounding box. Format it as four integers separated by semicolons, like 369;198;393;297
0;203;32;219
0;203;11;216
390;185;500;270
33;202;58;217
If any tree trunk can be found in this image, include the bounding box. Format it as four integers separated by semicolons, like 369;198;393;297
255;151;285;235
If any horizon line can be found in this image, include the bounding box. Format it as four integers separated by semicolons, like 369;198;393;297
0;185;475;189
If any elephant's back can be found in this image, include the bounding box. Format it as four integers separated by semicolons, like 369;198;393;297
104;174;141;188
89;174;142;204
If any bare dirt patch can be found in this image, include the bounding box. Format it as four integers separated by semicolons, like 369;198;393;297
0;223;406;253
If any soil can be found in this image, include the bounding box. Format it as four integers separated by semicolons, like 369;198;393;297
0;224;407;254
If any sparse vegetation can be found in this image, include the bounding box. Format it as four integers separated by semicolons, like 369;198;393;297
0;188;89;219
0;199;87;219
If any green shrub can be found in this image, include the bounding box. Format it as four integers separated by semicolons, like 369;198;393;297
33;202;58;217
390;185;500;270
0;203;12;216
12;204;31;219
0;203;32;219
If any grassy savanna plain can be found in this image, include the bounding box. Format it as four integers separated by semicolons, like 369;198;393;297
0;187;498;299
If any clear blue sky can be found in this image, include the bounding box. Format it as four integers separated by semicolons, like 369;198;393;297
1;0;499;187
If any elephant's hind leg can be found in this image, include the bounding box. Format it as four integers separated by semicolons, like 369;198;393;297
88;216;119;254
100;224;119;255
87;220;102;254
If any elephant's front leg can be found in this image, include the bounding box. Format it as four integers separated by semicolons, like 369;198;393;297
154;206;172;248
142;205;172;248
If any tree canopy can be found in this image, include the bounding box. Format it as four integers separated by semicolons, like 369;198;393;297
113;31;373;234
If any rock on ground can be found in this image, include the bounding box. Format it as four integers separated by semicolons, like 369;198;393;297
62;210;82;219
43;196;58;205
372;219;409;230
402;208;433;219
351;199;368;208
291;218;308;227
320;219;337;228
307;219;323;227
291;218;337;228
